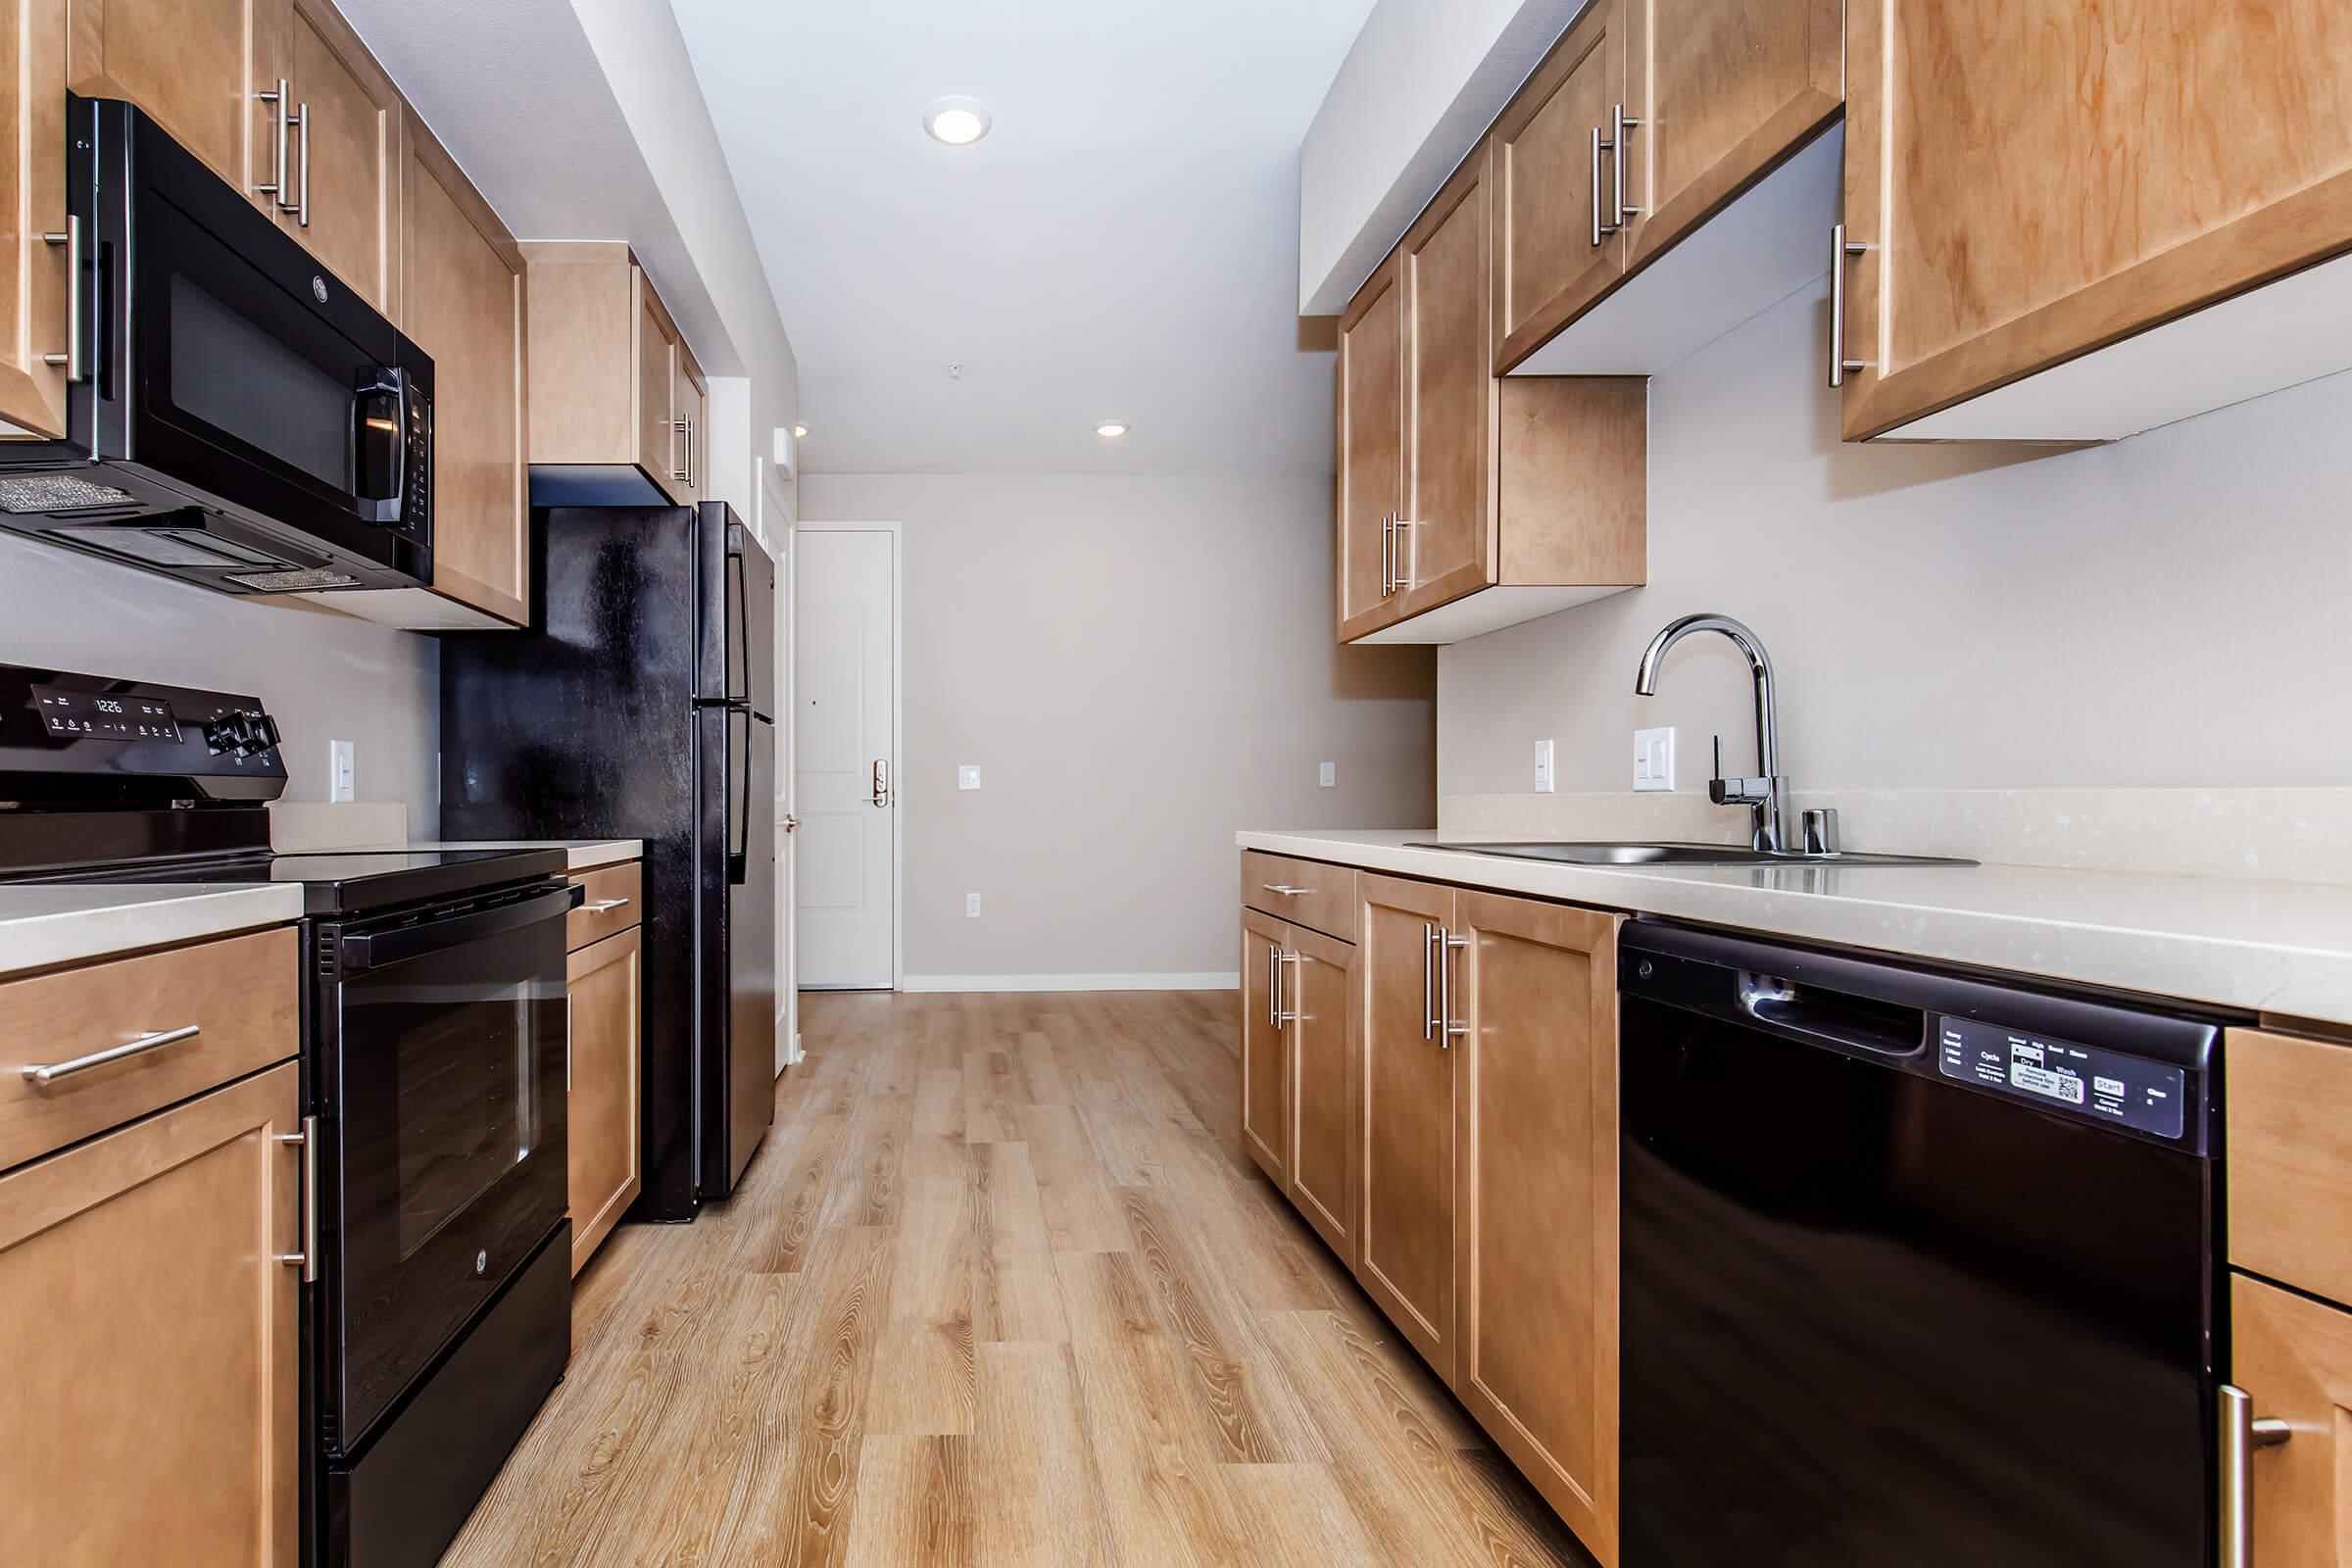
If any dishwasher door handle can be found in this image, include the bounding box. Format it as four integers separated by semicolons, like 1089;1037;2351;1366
1734;970;1925;1059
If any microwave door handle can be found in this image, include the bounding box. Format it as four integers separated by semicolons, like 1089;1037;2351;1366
338;883;581;972
353;366;407;522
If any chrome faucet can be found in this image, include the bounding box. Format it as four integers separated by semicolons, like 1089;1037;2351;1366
1634;613;1793;854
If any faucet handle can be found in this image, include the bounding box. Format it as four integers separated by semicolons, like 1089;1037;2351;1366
1801;808;1841;856
1706;736;1774;808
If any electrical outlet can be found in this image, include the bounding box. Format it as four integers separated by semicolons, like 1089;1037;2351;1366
965;892;982;918
1634;727;1677;792
957;765;982;791
1534;739;1556;794
1319;761;1337;788
328;739;356;803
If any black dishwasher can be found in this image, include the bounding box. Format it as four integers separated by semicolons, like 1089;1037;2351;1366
1618;921;2224;1568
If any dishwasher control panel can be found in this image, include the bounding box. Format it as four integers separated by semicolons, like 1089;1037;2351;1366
1936;1015;2187;1141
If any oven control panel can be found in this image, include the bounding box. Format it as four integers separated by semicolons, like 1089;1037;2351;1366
0;663;287;801
1936;1015;2187;1141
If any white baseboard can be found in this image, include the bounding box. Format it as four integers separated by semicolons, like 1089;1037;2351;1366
900;971;1240;995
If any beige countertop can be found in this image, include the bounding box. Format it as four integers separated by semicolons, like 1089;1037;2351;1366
0;884;306;980
1239;828;2352;1027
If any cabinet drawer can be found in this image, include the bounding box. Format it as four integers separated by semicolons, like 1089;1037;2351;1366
1243;852;1357;943
0;927;299;1173
568;861;642;951
2229;1028;2352;1306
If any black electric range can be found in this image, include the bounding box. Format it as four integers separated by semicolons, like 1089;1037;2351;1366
0;662;577;1568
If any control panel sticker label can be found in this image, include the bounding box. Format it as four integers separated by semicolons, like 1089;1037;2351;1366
1935;1015;2185;1141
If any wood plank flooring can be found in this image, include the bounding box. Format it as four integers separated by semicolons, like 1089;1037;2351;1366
442;990;1592;1567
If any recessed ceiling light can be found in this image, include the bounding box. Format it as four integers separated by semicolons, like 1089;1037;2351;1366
793;423;808;439
1095;421;1129;439
923;97;992;147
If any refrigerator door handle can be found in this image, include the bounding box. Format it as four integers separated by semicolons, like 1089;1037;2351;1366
727;544;752;710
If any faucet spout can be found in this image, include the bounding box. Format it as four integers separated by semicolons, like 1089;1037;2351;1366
1633;613;1791;852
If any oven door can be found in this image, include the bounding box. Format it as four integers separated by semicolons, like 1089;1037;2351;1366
318;882;572;1452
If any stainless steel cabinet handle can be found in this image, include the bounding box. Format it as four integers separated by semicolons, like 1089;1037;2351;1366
257;79;291;202
583;897;631;913
1379;513;1395;599
275;1114;318;1283
2220;1384;2292;1568
1591;125;1620;246
22;1022;201;1085
1423;921;1440;1042
564;997;574;1093
1442;930;1469;1045
1260;883;1307;898
40;218;79;381
673;418;688;481
686;416;696;487
870;759;890;807
1274;951;1301;1025
292;101;311;228
1612;104;1644;228
1393;516;1413;593
1267;943;1282;1029
1829;222;1872;388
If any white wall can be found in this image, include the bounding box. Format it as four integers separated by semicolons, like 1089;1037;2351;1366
1440;282;2352;802
801;471;1436;986
0;537;439;820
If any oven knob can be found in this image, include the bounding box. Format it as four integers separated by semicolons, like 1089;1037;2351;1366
202;715;242;756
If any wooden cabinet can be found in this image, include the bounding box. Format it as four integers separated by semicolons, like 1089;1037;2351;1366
66;0;280;207
1285;920;1356;1266
1453;890;1621;1565
526;242;708;509
1401;149;1495;615
394;105;528;627
566;925;642;1274
1355;872;1461;1381
2227;1027;2352;1307
0;0;74;440
567;860;643;952
1621;0;1839;270
1491;0;1629;369
1839;0;2352;441
1242;849;1357;944
0;1060;304;1566
1336;256;1403;636
1240;908;1291;1188
279;0;401;313
2228;1272;2352;1568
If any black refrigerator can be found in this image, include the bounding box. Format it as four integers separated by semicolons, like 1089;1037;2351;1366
439;502;774;1220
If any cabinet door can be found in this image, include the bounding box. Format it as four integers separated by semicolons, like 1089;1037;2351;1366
401;107;528;626
1356;872;1459;1383
1840;0;2352;441
0;0;71;438
67;0;280;206
567;925;642;1274
0;1061;302;1566
635;272;685;503
2230;1271;2352;1567
1286;920;1357;1268
1454;890;1621;1565
1240;907;1291;1187
1491;0;1630;370
284;0;399;314
1336;253;1404;642
1621;0;1839;270
1400;146;1494;618
672;342;707;506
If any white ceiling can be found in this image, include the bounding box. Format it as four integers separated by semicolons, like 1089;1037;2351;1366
670;0;1378;477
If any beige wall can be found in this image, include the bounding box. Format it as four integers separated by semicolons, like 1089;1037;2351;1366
800;472;1435;985
1441;281;2352;804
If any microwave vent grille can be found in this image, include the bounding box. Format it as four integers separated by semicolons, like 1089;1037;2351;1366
0;473;138;514
227;565;362;592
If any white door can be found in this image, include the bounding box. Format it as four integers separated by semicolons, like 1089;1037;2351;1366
794;526;897;989
771;502;800;1072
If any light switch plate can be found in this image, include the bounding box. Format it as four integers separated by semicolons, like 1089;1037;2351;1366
1319;761;1337;788
965;892;982;917
1634;727;1676;792
1534;739;1556;794
328;739;356;804
957;765;982;791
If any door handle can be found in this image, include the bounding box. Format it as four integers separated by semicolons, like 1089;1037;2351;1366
783;813;798;833
673;418;691;482
274;1114;319;1283
870;759;890;807
1275;951;1301;1025
1829;223;1873;388
257;79;292;204
1591;124;1620;246
290;100;311;228
1612;103;1644;229
1423;921;1440;1042
40;218;80;382
2220;1385;2292;1568
1440;930;1468;1047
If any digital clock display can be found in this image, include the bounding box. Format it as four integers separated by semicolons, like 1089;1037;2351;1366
30;685;180;742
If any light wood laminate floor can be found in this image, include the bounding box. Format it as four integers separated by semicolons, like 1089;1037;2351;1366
442;990;1591;1567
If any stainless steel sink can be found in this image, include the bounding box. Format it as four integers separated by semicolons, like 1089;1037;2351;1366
1409;841;1978;869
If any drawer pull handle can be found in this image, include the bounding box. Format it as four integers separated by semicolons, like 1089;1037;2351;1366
22;1023;202;1085
1260;883;1308;898
583;897;632;913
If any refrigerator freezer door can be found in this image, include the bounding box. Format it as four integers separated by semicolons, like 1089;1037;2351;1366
729;519;775;719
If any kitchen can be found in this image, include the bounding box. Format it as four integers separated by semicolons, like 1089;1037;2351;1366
2;1;2350;1566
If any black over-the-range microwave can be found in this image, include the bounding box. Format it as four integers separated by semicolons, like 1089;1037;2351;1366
0;96;432;596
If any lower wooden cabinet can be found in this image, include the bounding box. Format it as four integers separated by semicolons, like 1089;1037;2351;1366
0;1060;303;1566
1240;908;1290;1187
2229;1271;2352;1566
567;924;642;1274
1286;921;1356;1265
1454;890;1621;1564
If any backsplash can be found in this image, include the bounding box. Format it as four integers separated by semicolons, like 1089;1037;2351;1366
1440;787;2352;885
0;535;440;824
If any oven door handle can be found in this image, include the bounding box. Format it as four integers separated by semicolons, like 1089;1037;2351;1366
338;883;583;972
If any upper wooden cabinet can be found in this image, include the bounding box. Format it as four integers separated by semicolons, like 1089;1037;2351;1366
1335;256;1403;635
277;0;401;315
525;242;708;509
66;0;280;208
393;107;528;627
0;0;72;439
1838;0;2352;440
